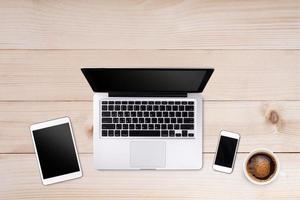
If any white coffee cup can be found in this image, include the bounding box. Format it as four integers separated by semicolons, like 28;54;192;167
243;148;280;185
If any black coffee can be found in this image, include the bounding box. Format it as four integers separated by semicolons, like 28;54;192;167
246;153;277;181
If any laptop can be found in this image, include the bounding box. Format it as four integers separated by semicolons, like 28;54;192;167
81;68;214;170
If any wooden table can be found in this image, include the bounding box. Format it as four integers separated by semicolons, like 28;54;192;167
1;0;299;199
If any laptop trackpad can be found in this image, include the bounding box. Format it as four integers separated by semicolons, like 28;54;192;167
130;141;166;169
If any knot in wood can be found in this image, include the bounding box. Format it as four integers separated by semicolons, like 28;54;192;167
268;110;279;124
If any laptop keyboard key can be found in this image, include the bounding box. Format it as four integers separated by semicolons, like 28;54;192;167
116;124;122;129
102;112;110;117
174;124;179;129
136;124;141;129
155;124;160;130
102;118;112;123
141;105;146;110
144;112;149;117
129;124;135;129
181;124;194;129
158;118;163;123
182;130;188;137
188;133;194;137
188;112;194;117
184;118;194;123
108;130;114;137
102;124;115;129
132;118;138;123
186;106;194;111
157;112;162;117
139;118;144;123
102;130;108;137
169;130;175;137
169;112;175;117
129;130;160;137
161;130;168;137
150;112;155;117
151;118;157;123
164;118;170;123
112;112;117;117
142;124;148;129
160;105;165;111
177;118;183;123
113;118;118;123
145;118;151;123
121;130;128;137
115;130;121;137
170;118;176;123
115;105;120;110
134;105;139;111
149;124;154;129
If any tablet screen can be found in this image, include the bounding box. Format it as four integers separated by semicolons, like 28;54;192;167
32;123;80;179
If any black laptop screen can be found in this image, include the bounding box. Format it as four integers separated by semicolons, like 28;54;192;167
81;68;213;93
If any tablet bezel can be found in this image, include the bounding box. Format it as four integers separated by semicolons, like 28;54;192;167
30;117;82;185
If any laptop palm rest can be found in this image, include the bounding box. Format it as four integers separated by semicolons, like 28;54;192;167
130;141;166;169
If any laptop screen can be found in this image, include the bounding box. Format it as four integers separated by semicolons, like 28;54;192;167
81;68;213;93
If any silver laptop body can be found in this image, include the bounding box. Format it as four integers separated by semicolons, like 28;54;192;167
82;68;214;170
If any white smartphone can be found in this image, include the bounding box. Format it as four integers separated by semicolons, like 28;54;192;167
213;130;240;173
30;117;82;185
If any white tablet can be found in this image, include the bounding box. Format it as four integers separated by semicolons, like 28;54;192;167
30;117;82;185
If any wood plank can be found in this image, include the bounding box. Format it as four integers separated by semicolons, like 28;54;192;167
0;0;299;49
1;101;299;153
0;50;299;101
1;153;299;199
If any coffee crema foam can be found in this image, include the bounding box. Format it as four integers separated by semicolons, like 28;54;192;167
246;153;277;182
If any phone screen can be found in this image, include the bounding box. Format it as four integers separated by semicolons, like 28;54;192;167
33;123;80;179
215;136;238;167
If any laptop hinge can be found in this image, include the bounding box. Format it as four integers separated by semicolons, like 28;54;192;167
108;92;187;97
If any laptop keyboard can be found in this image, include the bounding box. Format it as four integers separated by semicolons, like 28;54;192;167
100;100;195;138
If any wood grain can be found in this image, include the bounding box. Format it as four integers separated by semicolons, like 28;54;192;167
0;0;299;49
1;0;299;198
0;50;299;101
1;101;299;153
1;153;299;200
